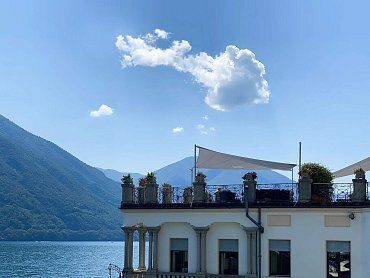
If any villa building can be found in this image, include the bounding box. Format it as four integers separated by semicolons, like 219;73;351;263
118;147;370;278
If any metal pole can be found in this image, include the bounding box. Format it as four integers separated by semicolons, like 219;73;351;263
299;142;302;172
190;168;194;184
194;144;197;178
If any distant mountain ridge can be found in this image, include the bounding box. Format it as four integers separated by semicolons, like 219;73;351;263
0;115;122;241
99;156;292;186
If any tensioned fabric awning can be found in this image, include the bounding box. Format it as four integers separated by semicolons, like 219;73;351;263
195;146;296;171
333;157;370;178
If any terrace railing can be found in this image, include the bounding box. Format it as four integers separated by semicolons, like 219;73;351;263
126;182;369;206
256;183;298;202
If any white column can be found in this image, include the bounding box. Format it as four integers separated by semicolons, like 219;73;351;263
148;230;153;270
148;226;161;271
138;226;147;271
243;226;258;277
122;226;135;271
193;226;209;274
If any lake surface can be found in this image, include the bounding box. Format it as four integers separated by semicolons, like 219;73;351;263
0;241;143;278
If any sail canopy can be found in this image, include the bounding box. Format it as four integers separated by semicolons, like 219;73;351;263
333;157;370;178
196;146;296;171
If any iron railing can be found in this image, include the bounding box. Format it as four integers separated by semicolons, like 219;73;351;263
312;183;353;202
256;183;298;202
129;182;369;205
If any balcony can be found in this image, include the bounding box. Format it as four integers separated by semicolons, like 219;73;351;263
120;179;370;209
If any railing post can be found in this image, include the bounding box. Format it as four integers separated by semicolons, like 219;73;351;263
193;180;206;203
145;181;159;204
352;177;367;202
243;179;257;203
298;175;312;203
121;176;134;205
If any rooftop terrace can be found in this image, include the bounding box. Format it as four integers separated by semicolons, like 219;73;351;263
120;176;370;209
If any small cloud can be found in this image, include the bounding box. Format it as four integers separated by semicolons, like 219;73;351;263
197;124;205;130
90;104;114;117
201;131;208;135
202;115;209;120
154;29;169;39
172;127;184;133
210;127;216;131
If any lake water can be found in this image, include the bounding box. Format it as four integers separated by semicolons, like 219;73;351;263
0;241;143;278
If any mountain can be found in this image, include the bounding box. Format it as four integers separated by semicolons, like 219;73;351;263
0;115;122;241
97;168;143;184
99;156;292;186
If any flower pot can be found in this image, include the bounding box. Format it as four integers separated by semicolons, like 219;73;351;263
355;172;365;179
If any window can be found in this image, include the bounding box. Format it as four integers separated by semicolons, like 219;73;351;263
269;240;291;276
327;241;351;278
219;239;238;275
170;238;188;273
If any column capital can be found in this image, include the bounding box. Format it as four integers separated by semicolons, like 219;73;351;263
192;226;209;234
121;226;136;233
147;226;161;233
137;226;147;233
241;225;258;233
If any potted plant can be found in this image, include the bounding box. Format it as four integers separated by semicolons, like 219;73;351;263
354;168;365;179
161;183;173;204
298;168;312;179
145;172;156;184
121;173;133;184
183;186;193;203
195;172;206;183
301;163;334;203
242;172;257;181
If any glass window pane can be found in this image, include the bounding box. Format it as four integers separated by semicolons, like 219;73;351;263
269;240;290;252
269;240;291;276
327;241;350;252
219;239;238;252
171;238;188;251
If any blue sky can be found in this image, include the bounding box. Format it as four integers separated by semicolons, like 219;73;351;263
1;0;370;178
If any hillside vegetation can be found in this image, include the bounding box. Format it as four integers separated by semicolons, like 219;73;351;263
0;115;122;240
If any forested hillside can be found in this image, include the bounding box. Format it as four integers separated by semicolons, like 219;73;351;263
0;115;122;240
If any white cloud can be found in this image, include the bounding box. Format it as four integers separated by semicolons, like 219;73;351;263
155;29;169;39
172;127;184;133
196;124;215;135
202;115;209;120
89;104;114;117
116;29;270;111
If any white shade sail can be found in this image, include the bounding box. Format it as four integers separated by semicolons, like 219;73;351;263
333;156;370;178
195;146;296;171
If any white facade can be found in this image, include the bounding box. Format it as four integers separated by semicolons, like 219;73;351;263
122;207;369;278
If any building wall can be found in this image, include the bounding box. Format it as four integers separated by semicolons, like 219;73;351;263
158;222;197;273
206;222;248;274
261;209;363;278
122;208;366;277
